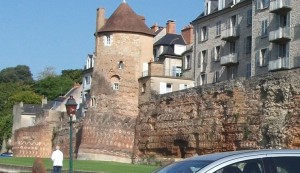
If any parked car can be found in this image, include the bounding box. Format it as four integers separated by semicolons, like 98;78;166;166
0;152;13;157
152;149;300;173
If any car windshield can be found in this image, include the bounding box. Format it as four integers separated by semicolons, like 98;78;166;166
152;160;212;173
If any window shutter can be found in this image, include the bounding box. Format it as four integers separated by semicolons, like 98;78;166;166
206;27;209;40
287;12;291;29
255;51;260;66
261;20;264;36
211;48;215;61
257;0;261;10
265;48;270;65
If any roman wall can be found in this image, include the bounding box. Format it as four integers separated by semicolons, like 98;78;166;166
134;68;300;160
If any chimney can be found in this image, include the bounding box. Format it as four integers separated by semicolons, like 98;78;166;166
181;25;194;45
96;8;106;32
151;23;159;32
166;20;176;34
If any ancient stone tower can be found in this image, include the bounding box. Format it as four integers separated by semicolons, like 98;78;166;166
77;2;155;163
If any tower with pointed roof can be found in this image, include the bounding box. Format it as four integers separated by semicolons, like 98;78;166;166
78;2;155;163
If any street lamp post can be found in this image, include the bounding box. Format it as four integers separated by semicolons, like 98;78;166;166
65;96;77;173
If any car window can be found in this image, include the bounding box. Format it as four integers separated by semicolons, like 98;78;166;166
214;159;264;173
271;157;300;173
152;160;212;173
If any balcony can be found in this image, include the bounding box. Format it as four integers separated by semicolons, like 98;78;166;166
268;57;290;71
270;0;292;14
221;26;240;42
269;27;291;43
220;53;238;66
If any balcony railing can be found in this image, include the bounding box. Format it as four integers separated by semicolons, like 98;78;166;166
270;0;292;14
220;53;238;66
268;57;290;71
221;26;240;42
269;27;291;43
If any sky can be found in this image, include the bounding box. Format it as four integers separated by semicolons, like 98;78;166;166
0;0;203;79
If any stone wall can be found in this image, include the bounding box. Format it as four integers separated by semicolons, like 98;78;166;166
13;123;53;158
134;68;300;160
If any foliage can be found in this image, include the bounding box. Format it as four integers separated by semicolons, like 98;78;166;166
0;65;33;84
8;91;41;105
34;76;74;100
36;66;57;80
61;69;83;84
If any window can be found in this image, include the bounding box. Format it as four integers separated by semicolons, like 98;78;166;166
85;76;90;85
212;46;221;61
166;83;172;93
198;52;201;68
141;83;146;93
256;48;269;67
228;66;237;80
179;84;188;90
213;71;220;83
184;55;191;69
245;36;252;54
279;43;289;58
103;34;112;46
111;75;120;90
214;159;263;173
247;9;252;26
197;26;201;43
257;0;269;9
174;66;182;77
200;74;206;86
112;83;119;90
216;21;221;36
261;20;268;37
159;82;173;94
246;63;251;78
201;26;208;41
118;61;124;69
230;42;236;54
31;117;36;126
271;157;300;173
201;50;208;72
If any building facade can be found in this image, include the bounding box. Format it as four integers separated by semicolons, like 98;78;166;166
77;2;155;163
192;0;300;86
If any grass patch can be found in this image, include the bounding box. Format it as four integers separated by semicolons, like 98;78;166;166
0;157;159;173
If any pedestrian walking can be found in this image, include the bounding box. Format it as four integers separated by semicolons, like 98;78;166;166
51;145;63;173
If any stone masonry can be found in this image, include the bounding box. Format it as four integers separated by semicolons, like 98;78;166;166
134;68;300;160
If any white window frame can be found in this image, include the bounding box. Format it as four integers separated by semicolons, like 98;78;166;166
112;82;119;90
103;34;112;46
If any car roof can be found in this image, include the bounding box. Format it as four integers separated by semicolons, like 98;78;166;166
185;149;300;162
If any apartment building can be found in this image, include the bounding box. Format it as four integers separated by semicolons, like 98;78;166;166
139;20;194;104
192;0;252;85
254;0;300;75
82;53;94;115
192;0;300;85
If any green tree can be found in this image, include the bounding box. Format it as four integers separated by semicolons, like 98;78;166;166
34;76;74;100
0;65;33;84
0;83;37;143
36;66;57;80
61;69;83;84
8;91;41;105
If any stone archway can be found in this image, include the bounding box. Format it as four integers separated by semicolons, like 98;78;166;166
173;139;188;158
